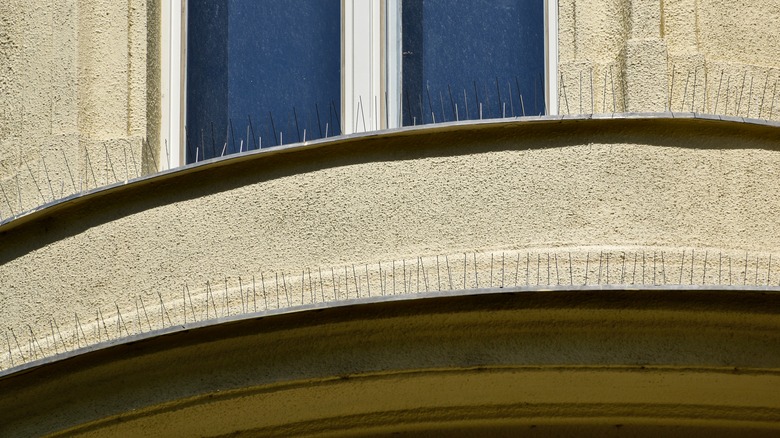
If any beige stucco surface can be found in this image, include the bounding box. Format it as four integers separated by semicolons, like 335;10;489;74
0;0;159;222
0;118;779;370
558;0;780;115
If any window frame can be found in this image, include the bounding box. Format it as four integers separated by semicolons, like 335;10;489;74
163;0;558;168
343;0;384;133
545;0;559;115
161;0;185;170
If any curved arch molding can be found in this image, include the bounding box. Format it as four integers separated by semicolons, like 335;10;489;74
1;290;780;436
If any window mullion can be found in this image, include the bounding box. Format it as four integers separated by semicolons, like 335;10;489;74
162;0;184;169
546;0;559;115
343;0;383;134
386;0;402;129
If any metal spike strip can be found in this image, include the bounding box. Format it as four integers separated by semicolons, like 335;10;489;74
6;245;780;373
6;71;780;228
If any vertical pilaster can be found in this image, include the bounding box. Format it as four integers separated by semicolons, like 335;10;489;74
662;0;698;53
623;0;669;112
557;0;629;114
77;0;130;140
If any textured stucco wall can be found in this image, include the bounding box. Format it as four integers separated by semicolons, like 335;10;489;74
558;0;780;115
0;118;778;370
0;0;159;221
1;3;779;433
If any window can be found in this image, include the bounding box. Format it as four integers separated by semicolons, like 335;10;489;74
401;0;546;125
186;0;341;163
165;0;557;166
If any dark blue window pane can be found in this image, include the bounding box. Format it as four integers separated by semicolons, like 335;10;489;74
402;0;545;125
187;0;340;163
187;0;228;161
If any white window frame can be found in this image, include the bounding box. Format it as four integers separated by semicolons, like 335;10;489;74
161;0;184;170
385;0;403;128
545;0;559;115
343;0;383;134
164;0;557;166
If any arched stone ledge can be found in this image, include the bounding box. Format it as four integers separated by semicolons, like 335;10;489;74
2;116;780;371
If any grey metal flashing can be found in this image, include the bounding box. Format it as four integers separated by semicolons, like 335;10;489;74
743;116;771;125
719;114;746;124
562;113;592;120
693;113;722;122
621;112;658;119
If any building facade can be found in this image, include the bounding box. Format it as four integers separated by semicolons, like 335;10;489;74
1;1;780;436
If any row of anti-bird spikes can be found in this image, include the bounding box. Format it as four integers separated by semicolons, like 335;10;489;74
3;248;780;372
3;63;780;222
185;74;549;164
558;63;780;117
0;137;159;223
